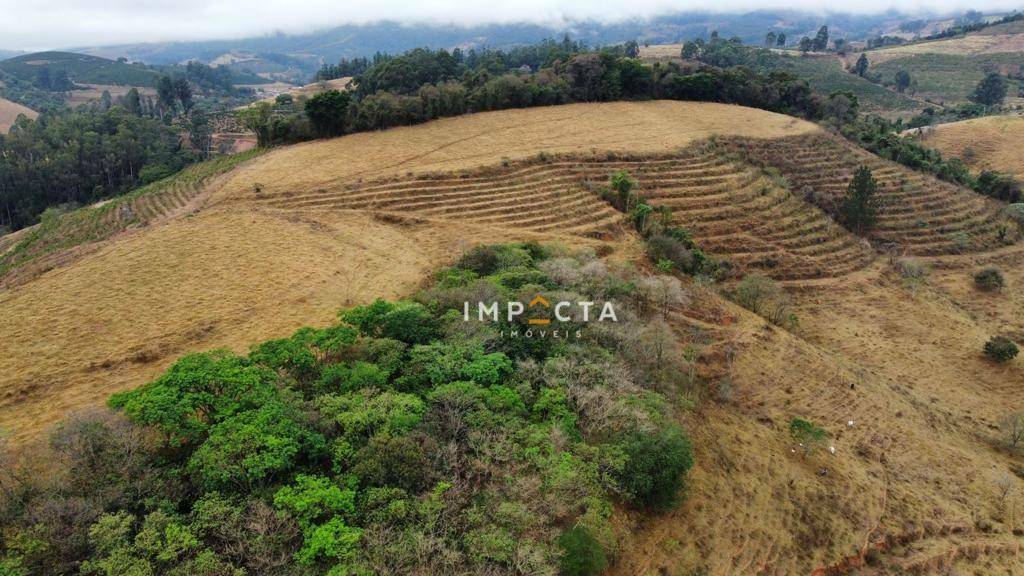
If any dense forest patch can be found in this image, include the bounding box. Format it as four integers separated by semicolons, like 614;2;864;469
0;243;697;575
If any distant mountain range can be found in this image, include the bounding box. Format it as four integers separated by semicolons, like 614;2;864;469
62;10;969;82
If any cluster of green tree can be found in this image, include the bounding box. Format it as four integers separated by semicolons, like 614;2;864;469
0;107;192;230
316;55;383;81
842;116;1021;202
923;11;1024;41
796;26;831;54
762;32;788;47
971;71;1009;106
181;61;245;94
31;68;76;92
0;70;64;112
0;243;696;576
905;103;988;128
315;37;602;85
243;42;826;147
602;169;724;278
864;36;906;49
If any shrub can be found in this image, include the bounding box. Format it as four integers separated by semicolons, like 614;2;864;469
340;300;436;344
616;425;693;510
789;417;827;456
985;336;1019;363
456;244;532;275
1006;203;1024;227
557;526;607;576
974;267;1005;292
352;433;432;493
732;274;781;314
894;257;929;291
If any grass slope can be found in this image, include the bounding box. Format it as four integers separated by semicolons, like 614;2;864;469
918;115;1024;178
215;100;819;202
767;54;926;117
870;53;1023;105
0;96;36;132
0;102;813;441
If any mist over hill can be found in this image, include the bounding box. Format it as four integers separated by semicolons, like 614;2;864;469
71;9;954;76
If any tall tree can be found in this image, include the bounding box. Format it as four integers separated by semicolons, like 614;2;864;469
125;88;142;116
304;90;351;137
840;166;879;233
812;26;830;51
894;69;912;93
971;71;1008;106
765;32;777;47
188;110;213;158
853;53;869;77
798;37;813;54
156;75;176;112
173;77;193;112
776;33;787;46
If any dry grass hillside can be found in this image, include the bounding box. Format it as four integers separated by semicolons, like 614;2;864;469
614;250;1024;574
855;20;1024;65
0;101;813;442
917;115;1024;178
0;96;36;132
214;100;817;201
2;100;1023;574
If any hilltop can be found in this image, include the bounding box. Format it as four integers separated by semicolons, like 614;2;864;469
0;51;161;86
1;100;1023;574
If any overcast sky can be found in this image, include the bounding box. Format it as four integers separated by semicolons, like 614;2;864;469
2;0;1023;51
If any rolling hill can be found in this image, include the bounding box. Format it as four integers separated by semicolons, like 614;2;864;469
2;100;1023;574
0;51;161;86
916;114;1024;178
75;10;915;68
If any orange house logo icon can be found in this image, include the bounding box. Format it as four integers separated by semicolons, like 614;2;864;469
527;294;551;325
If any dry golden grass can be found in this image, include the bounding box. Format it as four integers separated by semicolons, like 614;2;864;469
614;245;1024;575
215;100;819;203
0;96;37;133
919;115;1024;178
0;205;622;442
639;44;684;61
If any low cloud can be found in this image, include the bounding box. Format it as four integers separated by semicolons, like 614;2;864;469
3;0;1023;51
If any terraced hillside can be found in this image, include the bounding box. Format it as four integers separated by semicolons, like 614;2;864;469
0;151;264;287
724;133;1017;255
237;145;874;280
